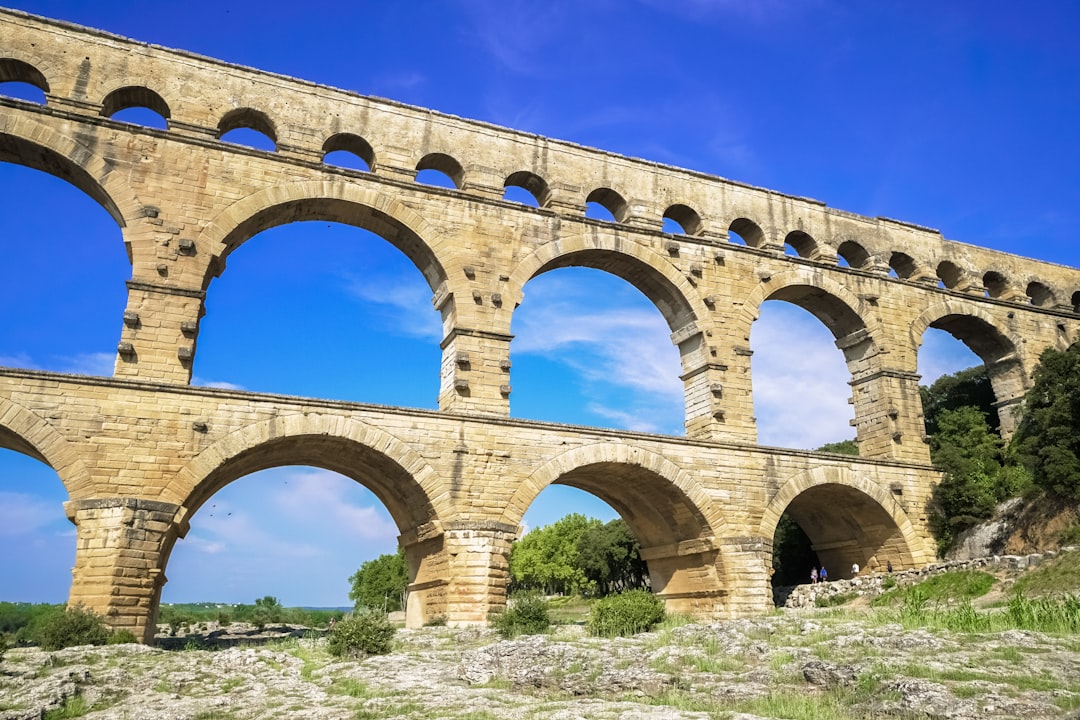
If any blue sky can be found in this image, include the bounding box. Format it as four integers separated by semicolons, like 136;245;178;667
1;1;1077;606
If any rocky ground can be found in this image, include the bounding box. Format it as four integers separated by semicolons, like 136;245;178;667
3;602;1080;720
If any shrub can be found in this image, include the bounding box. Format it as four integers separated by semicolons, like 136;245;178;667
490;593;550;639
327;610;396;658
108;629;138;644
586;590;665;637
423;615;448;627
34;605;110;650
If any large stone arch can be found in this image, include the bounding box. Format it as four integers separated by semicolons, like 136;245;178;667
159;412;452;628
500;443;734;616
735;269;880;344
0;394;92;499
911;300;1028;436
506;232;707;334
166;412;449;530
759;465;932;579
195;181;450;295
0;112;142;235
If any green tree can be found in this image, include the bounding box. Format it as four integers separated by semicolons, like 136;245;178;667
1013;344;1080;498
816;439;859;456
920;365;998;436
349;549;408;612
576;519;648;596
509;513;599;595
928;405;1029;550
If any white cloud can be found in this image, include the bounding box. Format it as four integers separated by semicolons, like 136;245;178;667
269;469;398;541
58;352;115;376
191;377;246;391
750;304;855;449
0;491;60;537
586;403;664;434
0;353;36;369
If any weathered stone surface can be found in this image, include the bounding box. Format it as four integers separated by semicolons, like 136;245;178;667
2;7;1080;641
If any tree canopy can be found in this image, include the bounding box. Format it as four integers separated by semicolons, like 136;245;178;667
1013;344;1080;499
509;514;648;597
920;365;998;436
348;549;408;612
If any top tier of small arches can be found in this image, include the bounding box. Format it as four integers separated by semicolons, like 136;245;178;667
2;46;1079;314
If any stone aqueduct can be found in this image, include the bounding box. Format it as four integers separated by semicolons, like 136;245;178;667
2;9;1079;642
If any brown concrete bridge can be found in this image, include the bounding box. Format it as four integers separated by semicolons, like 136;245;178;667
2;9;1079;642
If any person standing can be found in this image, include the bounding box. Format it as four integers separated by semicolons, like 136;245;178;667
810;567;818;584
819;566;828;582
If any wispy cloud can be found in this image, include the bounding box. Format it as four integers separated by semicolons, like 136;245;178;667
0;351;114;376
0;492;61;537
344;273;442;341
637;0;809;24
270;469;398;541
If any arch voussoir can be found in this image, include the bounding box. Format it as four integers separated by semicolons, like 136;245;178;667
0;396;92;499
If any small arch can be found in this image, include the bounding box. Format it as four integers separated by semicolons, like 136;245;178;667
889;252;917;279
784;230;818;259
1026;281;1055;308
936;260;965;290
503;170;550;207
321;132;374;172
585;187;628;223
0;58;49;104
1073;291;1080;313
415;152;463;189
983;271;1008;299
100;86;171;129
662;204;703;236
728;217;765;248
217;107;277;151
836;240;871;269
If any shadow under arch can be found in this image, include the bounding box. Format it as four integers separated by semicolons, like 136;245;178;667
0;394;92;500
759;466;929;581
162;412;451;627
911;300;1026;435
195;181;450;294
500;443;733;616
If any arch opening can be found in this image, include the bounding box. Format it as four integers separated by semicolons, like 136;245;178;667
217;108;277;152
936;261;965;290
889;252;917;280
196;215;442;405
100;86;170;129
0;58;49;104
918;316;1017;437
511;265;684;433
983;271;1009;299
750;298;857;450
836;240;871;269
662;204;703;236
510;457;723;610
0;157;128;374
728;217;765;248
770;483;914;586
585;187;628;223
1073;290;1080;313
166;465;404;608
503;170;549;207
415;153;463;189
322;133;374;172
783;230;818;259
1026;281;1055;308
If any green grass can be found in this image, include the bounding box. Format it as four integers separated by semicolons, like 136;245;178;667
872;570;995;608
544;595;592;624
1013;551;1080;597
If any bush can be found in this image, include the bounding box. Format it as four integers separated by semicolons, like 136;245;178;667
108;629;138;644
327;610;396;658
586;590;665;637
34;606;110;650
490;593;551;639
